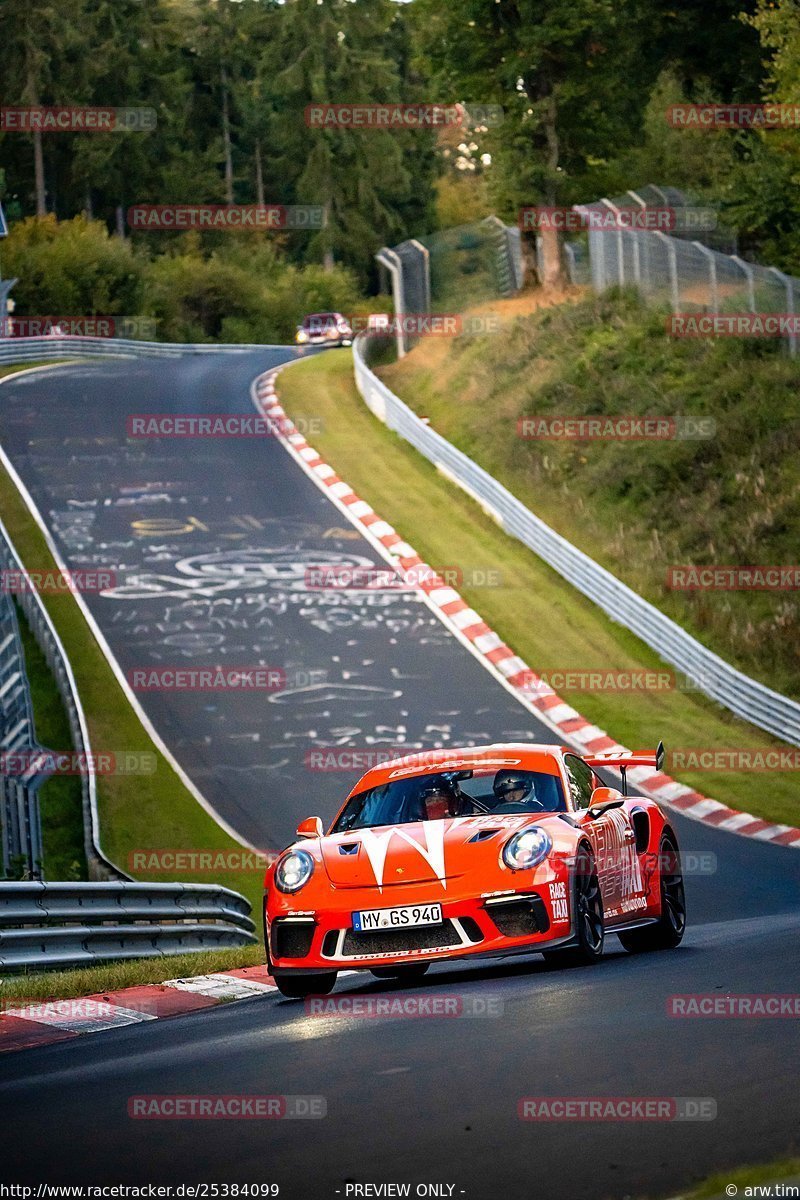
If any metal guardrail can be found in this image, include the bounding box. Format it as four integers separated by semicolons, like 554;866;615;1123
352;335;800;748
0;518;126;881
0;336;289;364
0;570;46;879
0;881;256;971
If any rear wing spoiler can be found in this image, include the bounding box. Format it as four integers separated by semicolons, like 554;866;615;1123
583;742;665;795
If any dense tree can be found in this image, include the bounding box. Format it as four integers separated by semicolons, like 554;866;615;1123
412;0;649;282
0;0;85;214
261;0;433;281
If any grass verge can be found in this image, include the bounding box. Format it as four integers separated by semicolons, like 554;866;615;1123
662;1159;800;1199
276;350;799;829
0;944;265;1007
380;289;800;699
0;362;268;915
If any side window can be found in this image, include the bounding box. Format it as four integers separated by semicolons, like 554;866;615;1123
563;754;594;810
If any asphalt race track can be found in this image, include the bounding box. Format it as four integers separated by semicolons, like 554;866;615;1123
0;351;551;851
0;352;798;1199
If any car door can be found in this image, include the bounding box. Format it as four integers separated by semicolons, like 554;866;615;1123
562;754;643;923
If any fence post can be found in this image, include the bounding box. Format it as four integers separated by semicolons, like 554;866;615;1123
600;198;625;286
408;239;431;313
375;247;407;358
768;266;797;357
653;232;680;311
626;191;649;288
692;241;719;311
731;255;756;312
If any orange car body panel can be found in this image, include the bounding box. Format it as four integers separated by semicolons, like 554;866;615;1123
263;743;674;974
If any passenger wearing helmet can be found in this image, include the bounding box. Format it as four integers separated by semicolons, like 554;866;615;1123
491;770;543;811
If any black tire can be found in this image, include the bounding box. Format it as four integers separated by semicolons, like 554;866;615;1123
542;845;605;966
370;964;431;981
618;833;686;953
273;971;338;999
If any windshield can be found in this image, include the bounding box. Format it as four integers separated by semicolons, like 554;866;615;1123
303;313;339;328
331;767;566;833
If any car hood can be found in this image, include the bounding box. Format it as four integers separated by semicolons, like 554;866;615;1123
316;815;559;890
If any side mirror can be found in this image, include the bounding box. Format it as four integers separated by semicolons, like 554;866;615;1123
296;816;324;839
583;788;625;821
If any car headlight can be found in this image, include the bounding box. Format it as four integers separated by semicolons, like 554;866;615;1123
296;330;308;343
502;828;552;871
274;849;314;893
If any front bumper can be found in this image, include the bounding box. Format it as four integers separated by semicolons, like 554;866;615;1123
266;880;573;973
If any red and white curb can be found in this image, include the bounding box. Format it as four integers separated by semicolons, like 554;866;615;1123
0;965;278;1054
252;366;800;852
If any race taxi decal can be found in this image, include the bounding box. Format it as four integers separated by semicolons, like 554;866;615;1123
594;807;644;907
549;881;569;921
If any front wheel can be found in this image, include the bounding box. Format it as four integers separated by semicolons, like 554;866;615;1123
542;846;604;967
370;964;430;981
618;833;686;953
272;970;338;999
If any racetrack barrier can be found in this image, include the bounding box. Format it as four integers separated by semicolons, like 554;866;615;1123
0;518;126;881
352;335;800;748
0;880;256;971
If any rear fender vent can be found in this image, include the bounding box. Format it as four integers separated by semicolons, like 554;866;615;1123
338;843;359;856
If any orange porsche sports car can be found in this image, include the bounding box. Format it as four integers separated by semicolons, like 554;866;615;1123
263;742;686;997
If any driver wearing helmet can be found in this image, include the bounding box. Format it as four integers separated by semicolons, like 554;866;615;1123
492;770;540;810
419;778;463;821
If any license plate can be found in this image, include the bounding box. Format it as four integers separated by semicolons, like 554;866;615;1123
352;903;443;932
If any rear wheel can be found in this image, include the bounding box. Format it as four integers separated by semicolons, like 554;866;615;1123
370;964;431;981
618;833;686;953
272;970;338;999
542;846;604;967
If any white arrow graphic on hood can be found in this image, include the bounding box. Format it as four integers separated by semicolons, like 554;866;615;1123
358;821;448;892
